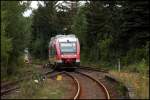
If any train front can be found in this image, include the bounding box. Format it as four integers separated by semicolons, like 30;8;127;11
56;36;80;67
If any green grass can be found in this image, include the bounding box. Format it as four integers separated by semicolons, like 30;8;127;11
115;82;127;97
3;76;69;99
31;58;48;65
33;79;66;99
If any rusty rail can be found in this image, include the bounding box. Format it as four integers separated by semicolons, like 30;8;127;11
63;72;81;100
75;71;110;99
78;66;109;73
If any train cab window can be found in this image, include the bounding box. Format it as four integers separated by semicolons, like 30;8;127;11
60;42;76;54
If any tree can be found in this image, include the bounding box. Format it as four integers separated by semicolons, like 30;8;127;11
30;1;58;58
1;10;12;77
1;1;32;75
72;0;149;68
72;6;87;49
30;1;79;58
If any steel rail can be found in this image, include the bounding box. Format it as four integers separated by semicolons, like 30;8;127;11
45;71;81;99
1;86;19;96
78;66;109;73
63;72;81;100
1;70;55;96
75;71;110;99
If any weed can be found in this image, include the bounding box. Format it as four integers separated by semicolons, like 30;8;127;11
110;70;149;99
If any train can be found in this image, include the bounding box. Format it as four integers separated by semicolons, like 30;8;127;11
48;34;80;68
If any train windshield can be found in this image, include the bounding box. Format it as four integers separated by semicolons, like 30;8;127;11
60;42;76;53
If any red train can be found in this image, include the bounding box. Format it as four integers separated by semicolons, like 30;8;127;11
48;34;80;68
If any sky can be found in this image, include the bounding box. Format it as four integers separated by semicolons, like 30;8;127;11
23;1;86;17
23;1;43;17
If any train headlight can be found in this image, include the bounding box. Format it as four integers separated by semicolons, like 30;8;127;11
76;59;80;62
56;60;62;63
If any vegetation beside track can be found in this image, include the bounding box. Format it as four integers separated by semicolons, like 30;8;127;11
110;70;149;99
80;60;149;99
1;61;41;84
31;58;49;65
2;75;70;99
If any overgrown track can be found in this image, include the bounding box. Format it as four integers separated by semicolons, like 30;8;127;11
1;80;20;96
1;75;34;96
1;63;110;98
1;67;55;96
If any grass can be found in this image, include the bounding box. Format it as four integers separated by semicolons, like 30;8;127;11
2;75;70;99
81;59;149;99
1;58;69;99
32;79;67;99
81;60;107;69
31;58;48;65
115;82;127;97
109;70;149;99
1;65;28;82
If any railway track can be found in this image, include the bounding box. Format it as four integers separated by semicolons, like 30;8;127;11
73;71;110;99
1;69;55;96
44;71;80;99
50;71;109;99
46;71;110;99
1;63;110;99
78;66;109;73
63;72;80;99
1;80;20;96
1;76;35;96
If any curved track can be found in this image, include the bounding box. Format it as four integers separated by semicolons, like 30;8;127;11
63;72;80;99
40;70;110;99
45;71;81;99
1;69;55;96
1;64;110;99
74;71;110;99
1;81;20;96
78;66;109;73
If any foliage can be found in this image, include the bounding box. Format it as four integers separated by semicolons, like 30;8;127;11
30;1;79;59
1;1;149;78
72;1;149;71
72;5;88;59
1;11;12;77
1;1;32;76
110;70;149;99
30;1;58;59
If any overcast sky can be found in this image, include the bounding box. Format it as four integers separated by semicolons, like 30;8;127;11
23;1;86;17
23;1;43;17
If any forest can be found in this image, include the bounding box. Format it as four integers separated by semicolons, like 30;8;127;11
1;1;149;78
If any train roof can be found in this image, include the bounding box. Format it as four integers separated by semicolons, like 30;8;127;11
55;34;76;38
51;34;77;42
49;34;79;47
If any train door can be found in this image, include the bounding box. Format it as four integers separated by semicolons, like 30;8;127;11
49;46;56;64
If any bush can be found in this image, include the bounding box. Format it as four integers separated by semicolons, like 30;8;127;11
20;80;41;98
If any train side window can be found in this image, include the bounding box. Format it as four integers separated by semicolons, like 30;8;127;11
49;48;51;57
54;46;57;55
51;47;53;56
50;47;55;57
50;46;53;57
